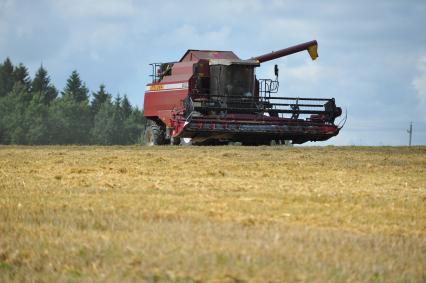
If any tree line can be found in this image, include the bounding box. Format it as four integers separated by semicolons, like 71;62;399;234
0;58;146;145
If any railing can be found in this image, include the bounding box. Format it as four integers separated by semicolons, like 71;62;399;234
149;62;176;83
258;78;279;100
149;63;162;83
191;93;338;122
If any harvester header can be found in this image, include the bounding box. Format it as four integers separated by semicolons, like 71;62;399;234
143;40;342;145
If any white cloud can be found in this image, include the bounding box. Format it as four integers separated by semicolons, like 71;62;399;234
280;60;326;82
51;0;136;19
1;0;426;145
413;55;426;120
159;24;232;50
0;0;13;13
0;0;15;48
261;59;333;84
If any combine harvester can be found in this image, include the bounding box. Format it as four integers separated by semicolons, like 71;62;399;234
143;40;343;145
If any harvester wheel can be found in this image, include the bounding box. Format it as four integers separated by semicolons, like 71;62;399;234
180;138;192;146
171;137;181;145
144;120;165;146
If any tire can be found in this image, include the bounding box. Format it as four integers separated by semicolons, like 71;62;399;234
180;137;192;146
144;120;165;146
171;137;181;145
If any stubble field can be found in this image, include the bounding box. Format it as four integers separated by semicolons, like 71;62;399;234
0;145;425;282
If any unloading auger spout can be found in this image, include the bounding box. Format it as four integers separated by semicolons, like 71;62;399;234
252;40;318;63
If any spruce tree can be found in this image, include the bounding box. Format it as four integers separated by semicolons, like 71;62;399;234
32;65;58;105
13;63;31;91
123;107;145;144
0;57;148;145
48;95;91;144
1;84;30;144
112;95;125;144
121;95;132;119
91;101;115;144
91;84;111;115
25;97;49;144
0;58;14;96
47;71;91;144
62;70;89;103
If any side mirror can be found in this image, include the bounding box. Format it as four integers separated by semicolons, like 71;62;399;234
274;64;279;78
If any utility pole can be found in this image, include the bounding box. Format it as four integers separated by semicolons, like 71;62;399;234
407;122;413;146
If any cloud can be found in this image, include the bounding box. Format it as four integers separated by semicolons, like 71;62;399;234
159;25;232;50
51;0;136;19
413;55;426;120
279;61;329;82
1;0;426;145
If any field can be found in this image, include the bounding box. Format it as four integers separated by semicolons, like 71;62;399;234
0;146;425;282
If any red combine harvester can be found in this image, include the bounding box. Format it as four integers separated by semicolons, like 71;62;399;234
143;40;342;145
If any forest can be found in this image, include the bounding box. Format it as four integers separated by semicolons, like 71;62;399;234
0;58;146;145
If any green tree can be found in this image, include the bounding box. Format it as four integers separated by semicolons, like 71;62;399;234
91;94;142;145
13;63;31;92
91;84;111;115
0;58;14;97
0;97;5;143
121;95;132;119
91;101;115;144
0;94;14;143
48;95;92;144
62;70;89;103
0;84;30;144
123;107;146;144
0;57;146;145
111;95;125;144
32;66;58;105
24;95;50;144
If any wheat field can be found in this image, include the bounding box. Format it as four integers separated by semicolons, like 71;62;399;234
0;146;425;282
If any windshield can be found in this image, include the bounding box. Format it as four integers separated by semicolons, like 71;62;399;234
210;65;255;99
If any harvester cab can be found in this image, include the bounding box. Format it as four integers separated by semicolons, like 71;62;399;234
143;40;342;145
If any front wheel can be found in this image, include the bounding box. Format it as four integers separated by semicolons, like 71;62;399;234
170;137;181;145
180;137;192;146
144;120;165;146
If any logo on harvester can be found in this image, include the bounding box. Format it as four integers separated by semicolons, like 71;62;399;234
146;83;189;92
149;84;164;91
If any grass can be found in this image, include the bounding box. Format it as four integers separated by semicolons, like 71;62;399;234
0;145;425;282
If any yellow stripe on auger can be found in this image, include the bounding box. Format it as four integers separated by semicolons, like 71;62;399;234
307;44;318;60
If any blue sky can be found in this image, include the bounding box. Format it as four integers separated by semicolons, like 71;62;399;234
1;0;425;145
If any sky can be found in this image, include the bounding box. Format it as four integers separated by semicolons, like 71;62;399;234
1;0;425;145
